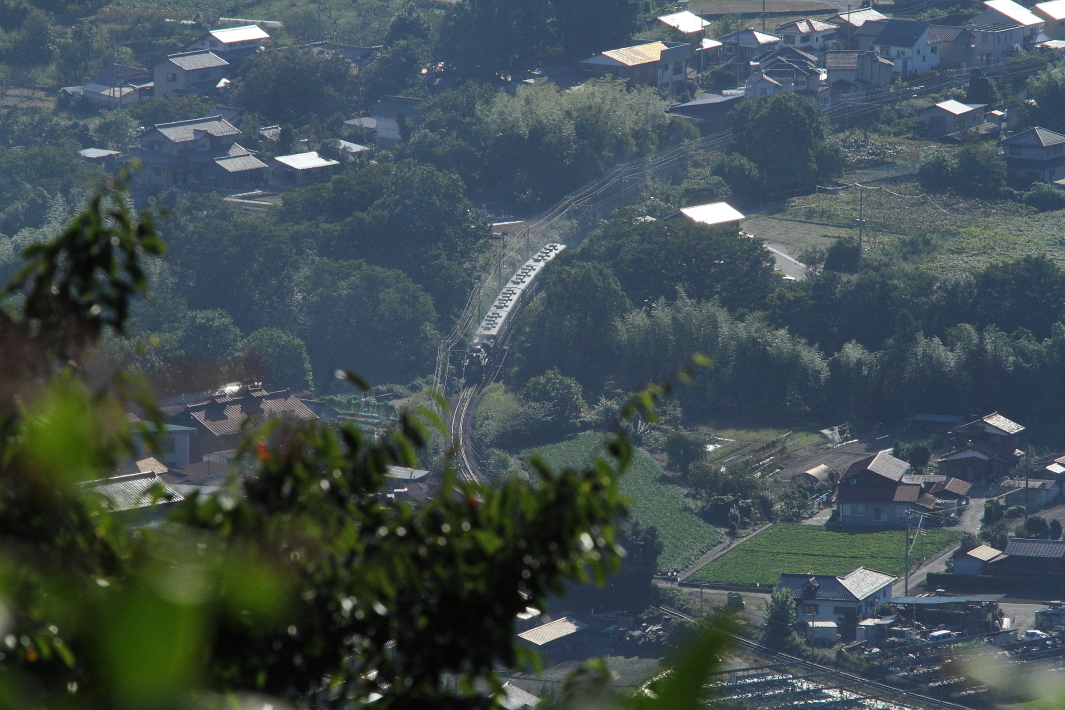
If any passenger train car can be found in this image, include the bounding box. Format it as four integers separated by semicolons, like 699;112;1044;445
464;243;566;382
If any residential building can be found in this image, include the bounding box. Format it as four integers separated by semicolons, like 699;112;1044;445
132;421;195;468
186;24;270;61
776;567;896;628
61;63;152;110
777;18;837;54
952;544;1005;575
1001;477;1064;510
971;0;1046;46
938;411;1025;481
825;50;894;96
658;10;710;35
1035;0;1065;39
920;100;988;137
984;538;1065;577
831;8;888;48
517;617;588;651
269;151;340;187
133;114;269;191
856;19;887;51
695;37;724;68
154;50;230;97
869;20;940;76
970;22;1027;63
717;29;781;77
999;125;1065;182
928;25;975;68
747;46;828;106
835;451;939;525
347;95;426;148
578;41;691;93
161;382;318;462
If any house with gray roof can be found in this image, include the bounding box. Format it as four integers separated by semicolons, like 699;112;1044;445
832;8;888;48
928;25;975;68
82;471;184;524
718;29;781;78
777;18;837;55
776;567;896;630
134;115;271;191
825;50;893;95
835;451;938;525
985;538;1065;577
920;99;988;137
154;50;230;97
999;127;1065;182
865;19;940;76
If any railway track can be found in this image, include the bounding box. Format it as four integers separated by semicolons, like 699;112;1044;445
651;607;971;710
452;384;483;484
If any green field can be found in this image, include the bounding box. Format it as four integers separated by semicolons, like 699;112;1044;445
688;524;961;587
524;432;722;574
776;183;1065;274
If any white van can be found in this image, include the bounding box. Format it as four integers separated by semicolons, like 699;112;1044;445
927;630;953;643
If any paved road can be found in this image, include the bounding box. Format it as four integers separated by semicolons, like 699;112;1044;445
765;243;808;280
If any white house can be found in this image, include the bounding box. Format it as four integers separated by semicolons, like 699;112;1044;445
1034;0;1065;39
777;18;837;53
869;19;940;76
776;567;896;626
970;0;1045;61
187;25;270;60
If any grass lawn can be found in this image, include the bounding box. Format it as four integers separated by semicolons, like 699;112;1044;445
524;432;722;574
687;524;961;587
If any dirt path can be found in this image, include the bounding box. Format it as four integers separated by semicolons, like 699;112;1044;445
676;523;772;582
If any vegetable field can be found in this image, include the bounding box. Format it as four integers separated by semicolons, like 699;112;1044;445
688;524;961;587
524;432;722;574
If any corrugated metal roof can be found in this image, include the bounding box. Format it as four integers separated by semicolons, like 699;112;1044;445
985;0;1044;26
1004;538;1065;558
83;472;183;512
210;25;270;43
982;412;1025;434
701;38;723;49
658;10;711;33
168;50;229;70
274;152;340;170
601;42;670;66
675;202;745;225
518;617;588;646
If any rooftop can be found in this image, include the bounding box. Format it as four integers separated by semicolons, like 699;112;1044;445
1003;538;1065;558
928;25;972;42
658;10;710;33
1036;0;1065;20
871;19;931;48
718;29;782;47
931;99;986;115
1001;126;1065;148
154;116;241;143
777;567;896;602
596;41;675;67
274;151;340;170
672;201;745;225
518;617;588;646
844;450;910;482
83;472;183;513
163;384;317;437
214;153;269;173
80;148;121;159
984;0;1044;26
208;24;270;44
778;18;837;34
834;8;887;27
964;544;1004;562
167;50;230;71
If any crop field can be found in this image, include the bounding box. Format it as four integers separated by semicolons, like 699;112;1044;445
777;182;1065;273
687;524;961;587
524;432;722;574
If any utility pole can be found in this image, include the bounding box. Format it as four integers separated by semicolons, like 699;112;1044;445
856;187;866;269
762;0;766;32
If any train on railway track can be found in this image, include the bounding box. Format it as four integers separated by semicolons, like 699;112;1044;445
464;243;566;383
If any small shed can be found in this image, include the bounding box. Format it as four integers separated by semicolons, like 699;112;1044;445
806;620;839;644
920;100;988;138
658;10;711;35
953;544;1004;575
797;464;833;487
